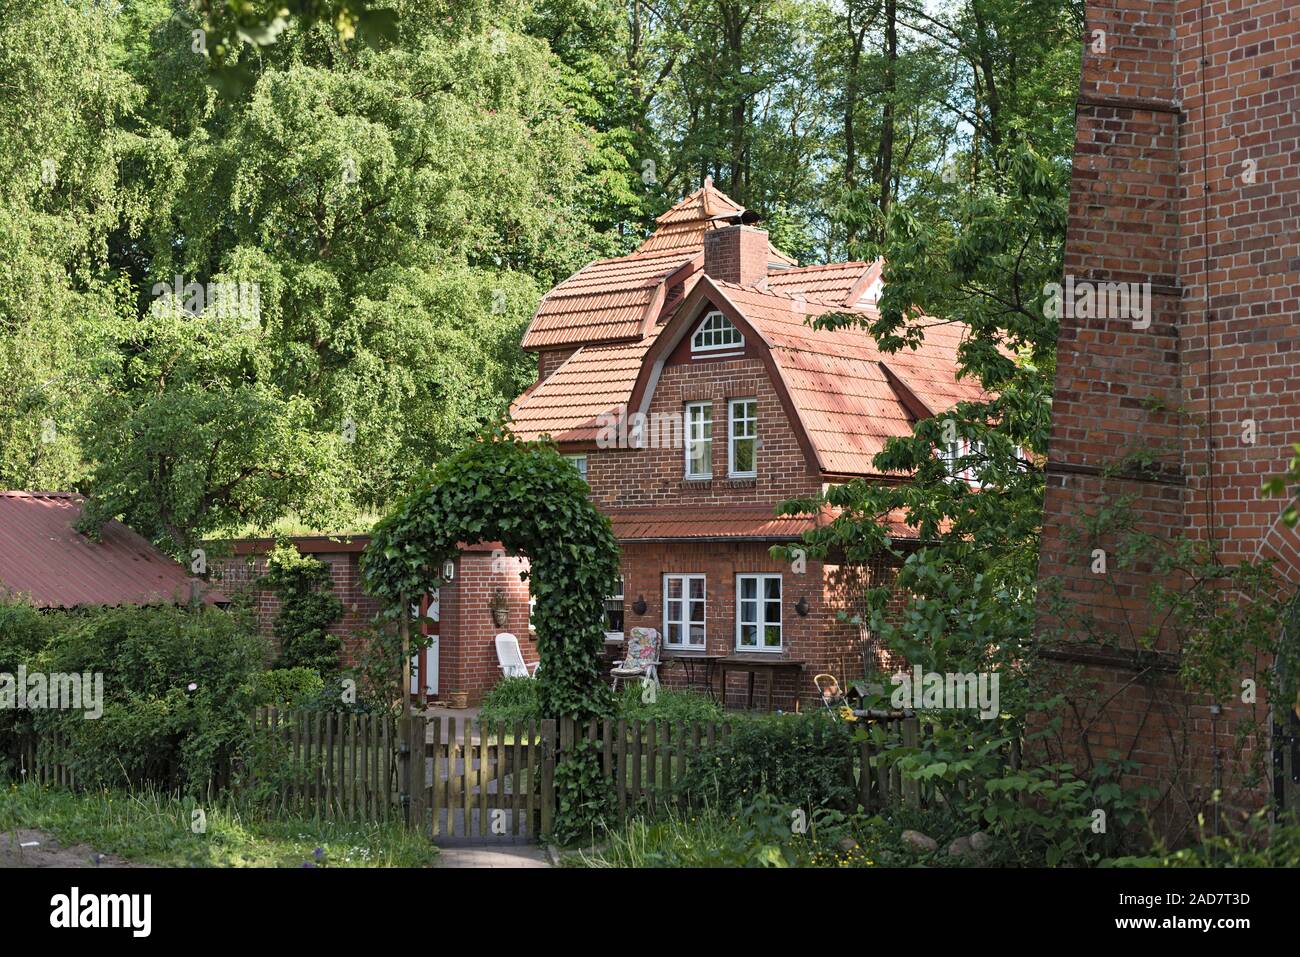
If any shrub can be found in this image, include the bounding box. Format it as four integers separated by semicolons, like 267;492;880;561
248;667;326;708
479;676;541;725
680;713;856;811
260;545;343;675
10;601;267;794
478;679;723;727
1107;811;1300;868
617;685;722;723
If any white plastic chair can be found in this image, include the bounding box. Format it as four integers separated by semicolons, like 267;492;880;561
495;633;539;679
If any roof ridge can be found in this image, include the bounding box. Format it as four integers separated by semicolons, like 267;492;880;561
1;490;82;499
769;260;870;275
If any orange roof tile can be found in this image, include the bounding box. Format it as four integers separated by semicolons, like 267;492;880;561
764;261;873;304
521;181;793;350
707;280;987;475
510;335;659;442
607;505;924;542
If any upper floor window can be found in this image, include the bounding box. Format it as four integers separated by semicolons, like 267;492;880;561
685;402;712;478
564;454;588;482
691;311;744;354
728;398;758;477
940;437;985;486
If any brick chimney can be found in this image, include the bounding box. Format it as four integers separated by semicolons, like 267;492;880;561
703;224;769;287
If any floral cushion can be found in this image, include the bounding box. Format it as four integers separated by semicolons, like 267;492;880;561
619;627;661;670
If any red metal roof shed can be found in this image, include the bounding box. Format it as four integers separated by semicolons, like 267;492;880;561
0;491;225;609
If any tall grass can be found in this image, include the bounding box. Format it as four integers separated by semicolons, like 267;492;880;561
0;782;438;867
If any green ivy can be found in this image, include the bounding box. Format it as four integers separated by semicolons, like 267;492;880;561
261;544;344;675
361;428;621;835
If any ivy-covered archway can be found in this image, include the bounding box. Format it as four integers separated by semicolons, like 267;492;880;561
360;429;620;721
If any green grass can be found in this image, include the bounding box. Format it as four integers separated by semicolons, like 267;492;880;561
0;782;439;867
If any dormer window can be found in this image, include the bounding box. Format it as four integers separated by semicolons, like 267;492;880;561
691;311;744;355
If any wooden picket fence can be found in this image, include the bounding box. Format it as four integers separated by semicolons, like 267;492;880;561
251;709;933;840
13;730;76;788
13;709;935;843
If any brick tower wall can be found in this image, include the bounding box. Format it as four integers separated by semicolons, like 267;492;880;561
1036;0;1300;836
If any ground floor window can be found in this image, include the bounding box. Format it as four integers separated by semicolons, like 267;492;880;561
604;577;625;637
663;574;706;648
736;574;782;650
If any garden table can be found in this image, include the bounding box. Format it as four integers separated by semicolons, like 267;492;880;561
716;656;805;712
661;652;725;702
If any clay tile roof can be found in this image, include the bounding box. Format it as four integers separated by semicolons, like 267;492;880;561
705;280;988;476
607;505;923;542
764;261;874;304
510;335;660;442
0;491;225;609
521;181;793;350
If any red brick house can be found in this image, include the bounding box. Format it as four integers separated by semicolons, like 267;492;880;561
505;179;986;710
212;182;983;710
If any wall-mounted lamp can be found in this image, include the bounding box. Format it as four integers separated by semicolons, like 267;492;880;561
442;560;456;581
794;596;809;617
632;595;647;615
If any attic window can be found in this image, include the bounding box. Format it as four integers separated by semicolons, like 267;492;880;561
692;311;744;354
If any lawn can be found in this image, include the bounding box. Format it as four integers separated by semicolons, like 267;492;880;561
0;782;439;868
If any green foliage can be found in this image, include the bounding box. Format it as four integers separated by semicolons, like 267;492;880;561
478;678;722;726
260;545;344;674
1109;811;1300;869
681;713;856;812
571;796;971;869
363;431;619;839
0;781;438;867
551;735;614;845
247;666;326;708
615;684;723;724
478;676;541;725
1;599;267;794
363;431;620;720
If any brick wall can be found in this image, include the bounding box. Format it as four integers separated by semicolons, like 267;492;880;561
537;347;579;380
440;550;536;706
1036;0;1300;830
585;352;820;511
703;224;769;287
210;546;383;668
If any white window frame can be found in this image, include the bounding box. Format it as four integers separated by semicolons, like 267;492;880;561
684;402;713;479
604;576;625;640
564;454;588;482
691;311;744;354
735;574;782;652
940;437;985;486
663;574;706;649
728;398;758;478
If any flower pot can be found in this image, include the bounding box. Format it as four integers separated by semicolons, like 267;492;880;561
448;691;469;709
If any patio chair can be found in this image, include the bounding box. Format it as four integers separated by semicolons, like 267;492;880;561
611;627;662;691
495;633;539;679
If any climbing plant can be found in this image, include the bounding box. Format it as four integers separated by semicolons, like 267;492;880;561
360;428;621;840
262;544;345;675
